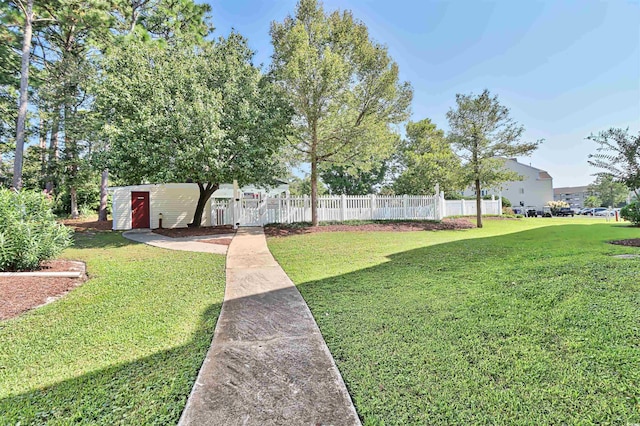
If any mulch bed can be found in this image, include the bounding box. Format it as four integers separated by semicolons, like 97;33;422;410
264;218;475;237
0;260;87;321
62;218;113;232
153;225;235;238
610;238;640;247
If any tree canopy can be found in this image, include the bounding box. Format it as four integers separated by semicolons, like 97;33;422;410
587;174;629;207
321;163;387;195
270;0;412;225
588;128;640;198
96;35;292;226
393;118;462;196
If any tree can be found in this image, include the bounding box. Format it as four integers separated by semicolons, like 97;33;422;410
321;163;387;195
10;0;35;190
97;35;292;227
588;128;640;198
587;175;628;207
270;0;412;226
446;89;540;228
393;118;462;196
289;174;328;196
584;195;601;208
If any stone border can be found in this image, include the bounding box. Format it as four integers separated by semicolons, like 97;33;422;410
0;261;86;278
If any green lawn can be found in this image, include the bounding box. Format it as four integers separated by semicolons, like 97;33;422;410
0;232;225;425
268;218;640;425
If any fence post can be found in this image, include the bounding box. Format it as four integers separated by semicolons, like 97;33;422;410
461;199;466;216
341;194;347;221
286;194;291;223
440;191;446;219
498;196;502;215
403;194;408;219
277;195;281;223
370;194;376;220
304;195;309;222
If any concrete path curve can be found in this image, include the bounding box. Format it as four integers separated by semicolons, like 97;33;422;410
179;227;361;425
122;230;230;254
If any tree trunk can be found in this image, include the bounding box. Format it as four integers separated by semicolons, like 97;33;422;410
98;168;109;221
311;156;318;226
12;0;34;190
475;178;483;228
45;112;60;193
70;186;79;218
64;104;79;218
190;182;218;227
310;121;319;226
39;115;47;183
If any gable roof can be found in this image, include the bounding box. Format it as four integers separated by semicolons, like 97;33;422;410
500;157;551;176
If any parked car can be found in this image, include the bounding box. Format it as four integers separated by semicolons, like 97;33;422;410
594;208;613;217
583;207;608;216
579;208;594;215
555;207;575;217
526;207;538;217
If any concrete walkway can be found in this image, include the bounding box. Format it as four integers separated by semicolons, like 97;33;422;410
122;230;230;254
179;227;361;425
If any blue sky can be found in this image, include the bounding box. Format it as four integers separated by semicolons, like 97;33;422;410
208;0;639;188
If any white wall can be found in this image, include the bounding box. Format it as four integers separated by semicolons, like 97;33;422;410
463;159;553;210
111;184;212;230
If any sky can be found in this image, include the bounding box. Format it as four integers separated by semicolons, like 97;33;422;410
207;0;640;188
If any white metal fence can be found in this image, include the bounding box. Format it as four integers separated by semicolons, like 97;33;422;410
212;194;502;227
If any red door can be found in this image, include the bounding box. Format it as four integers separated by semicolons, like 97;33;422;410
131;192;150;228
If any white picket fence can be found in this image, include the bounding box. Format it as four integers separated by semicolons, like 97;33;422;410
211;194;501;227
444;199;502;216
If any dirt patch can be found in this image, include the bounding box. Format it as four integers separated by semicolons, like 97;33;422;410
610;238;640;247
199;238;233;246
62;218;113;232
0;260;87;321
153;225;235;238
264;219;475;237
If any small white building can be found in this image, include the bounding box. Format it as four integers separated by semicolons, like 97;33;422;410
109;183;289;230
463;158;553;210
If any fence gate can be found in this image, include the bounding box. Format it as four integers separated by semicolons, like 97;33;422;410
237;197;266;226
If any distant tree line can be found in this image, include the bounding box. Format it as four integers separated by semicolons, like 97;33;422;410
4;0;634;228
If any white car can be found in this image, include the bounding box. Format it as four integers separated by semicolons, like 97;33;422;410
594;208;613;217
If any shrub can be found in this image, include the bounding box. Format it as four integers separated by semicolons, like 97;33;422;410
546;200;569;215
620;202;640;226
0;189;73;271
502;207;514;215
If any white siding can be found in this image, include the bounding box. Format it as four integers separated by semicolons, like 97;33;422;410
111;184;211;230
463;159;553;210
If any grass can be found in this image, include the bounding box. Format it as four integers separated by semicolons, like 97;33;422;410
268;218;640;425
0;232;226;425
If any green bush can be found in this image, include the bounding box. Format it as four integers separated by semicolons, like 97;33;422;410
0;189;73;271
620;202;640;226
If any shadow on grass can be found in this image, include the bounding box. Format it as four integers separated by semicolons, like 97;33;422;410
71;231;137;250
0;303;222;425
279;223;640;424
3;224;638;424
